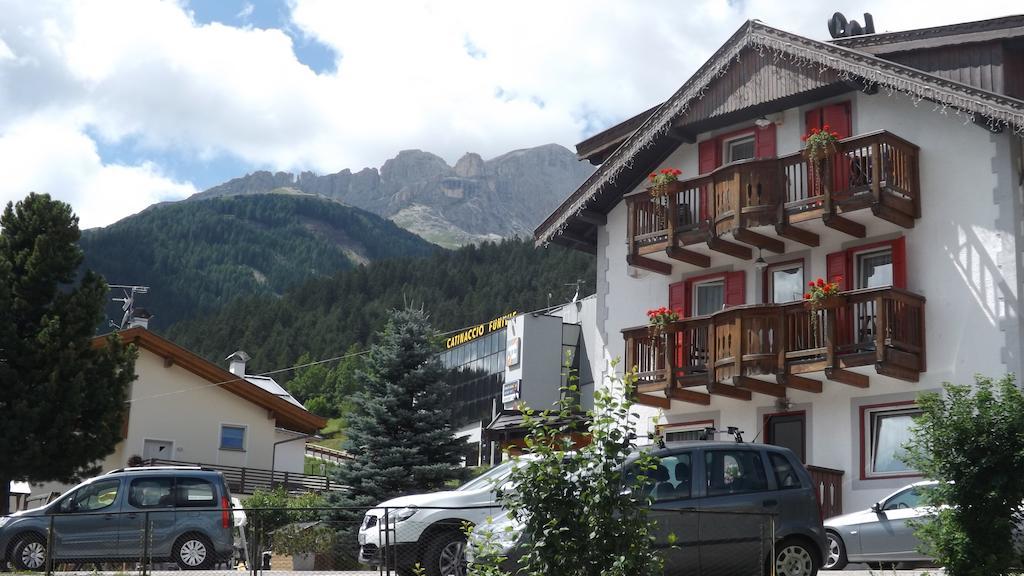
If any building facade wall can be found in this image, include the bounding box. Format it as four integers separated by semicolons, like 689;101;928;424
596;89;1020;511
110;349;289;473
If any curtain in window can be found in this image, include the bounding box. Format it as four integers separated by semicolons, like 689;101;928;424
871;411;916;473
696;283;725;315
859;252;893;289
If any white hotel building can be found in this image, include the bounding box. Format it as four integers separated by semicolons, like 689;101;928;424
536;16;1024;516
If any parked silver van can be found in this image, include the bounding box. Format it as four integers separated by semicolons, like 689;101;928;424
0;466;235;571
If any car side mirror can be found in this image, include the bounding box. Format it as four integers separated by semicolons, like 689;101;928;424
871;502;882;513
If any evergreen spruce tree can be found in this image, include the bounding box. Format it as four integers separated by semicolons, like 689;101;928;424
329;308;467;506
0;193;137;514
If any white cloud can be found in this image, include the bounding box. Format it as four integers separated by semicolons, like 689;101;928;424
0;116;196;229
236;2;254;20
0;0;1018;226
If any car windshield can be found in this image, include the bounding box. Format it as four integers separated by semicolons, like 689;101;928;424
457;460;516;492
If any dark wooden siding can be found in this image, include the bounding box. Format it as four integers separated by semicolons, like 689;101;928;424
1005;42;1024;100
884;42;1005;95
683;48;841;125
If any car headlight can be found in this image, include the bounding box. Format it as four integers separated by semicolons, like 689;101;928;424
387;506;418;523
0;517;10;529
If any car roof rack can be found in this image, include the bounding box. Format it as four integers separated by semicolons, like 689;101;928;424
105;465;212;474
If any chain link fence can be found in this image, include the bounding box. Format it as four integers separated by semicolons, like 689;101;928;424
4;504;784;576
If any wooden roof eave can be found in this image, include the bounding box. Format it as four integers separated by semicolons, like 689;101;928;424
534;19;1024;248
95;328;327;434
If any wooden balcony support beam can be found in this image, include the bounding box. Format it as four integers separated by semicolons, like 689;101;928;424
733;228;785;254
733;376;786;397
666;246;711;268
671;388;712;406
875;362;921;383
774;223;820;247
626;254;672;276
825;368;870;388
635;393;671;409
706;236;753;260
776;373;823;393
822;213;866;238
871;204;915;229
706;382;753;401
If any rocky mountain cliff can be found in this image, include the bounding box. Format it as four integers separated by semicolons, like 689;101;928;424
191;143;594;247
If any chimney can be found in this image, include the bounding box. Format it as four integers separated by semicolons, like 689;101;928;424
128;308;153;330
225;351;251;377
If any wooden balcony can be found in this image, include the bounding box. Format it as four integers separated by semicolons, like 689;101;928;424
623;287;926;407
625;130;920;273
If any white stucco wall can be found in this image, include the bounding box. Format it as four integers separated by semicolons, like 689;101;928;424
109;348;302;473
595;89;1020;511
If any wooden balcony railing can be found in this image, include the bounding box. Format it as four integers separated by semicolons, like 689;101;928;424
623;287;926;406
625;130;920;271
807;465;844;519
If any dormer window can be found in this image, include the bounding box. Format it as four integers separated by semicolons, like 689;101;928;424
725;134;756;163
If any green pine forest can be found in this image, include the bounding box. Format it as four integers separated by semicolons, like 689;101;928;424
80;194;438;328
164;237;595;378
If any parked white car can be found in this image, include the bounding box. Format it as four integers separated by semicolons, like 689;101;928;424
357;460;517;576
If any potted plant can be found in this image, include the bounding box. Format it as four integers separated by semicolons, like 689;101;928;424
646;306;682;339
647;168;684;198
803;277;844;325
802;124;841;193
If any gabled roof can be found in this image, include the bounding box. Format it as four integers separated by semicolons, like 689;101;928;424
832;14;1024;54
94;328;326;434
535;18;1024;248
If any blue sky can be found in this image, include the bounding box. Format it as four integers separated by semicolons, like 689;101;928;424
0;0;1018;227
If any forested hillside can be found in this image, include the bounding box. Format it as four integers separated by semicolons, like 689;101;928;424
164;238;595;377
80;194;438;327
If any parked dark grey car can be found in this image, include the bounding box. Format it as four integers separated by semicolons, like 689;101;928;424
0;466;235;571
470;441;826;576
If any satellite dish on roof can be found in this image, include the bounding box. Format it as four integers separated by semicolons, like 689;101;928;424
828;12;875;39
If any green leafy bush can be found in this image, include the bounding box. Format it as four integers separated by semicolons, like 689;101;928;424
904;374;1024;576
476;360;661;576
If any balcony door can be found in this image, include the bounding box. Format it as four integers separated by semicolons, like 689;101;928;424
669;272;746;375
764;412;806;463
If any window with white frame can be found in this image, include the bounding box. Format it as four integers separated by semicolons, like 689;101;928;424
864;405;922;478
855;248;894;289
725;134;756;163
220;425;246;451
693;280;725;316
766;262;804;303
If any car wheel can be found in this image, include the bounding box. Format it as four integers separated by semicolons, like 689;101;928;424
775;537;818;576
12;533;47;571
823;532;848;570
173;533;215;570
423;531;467;576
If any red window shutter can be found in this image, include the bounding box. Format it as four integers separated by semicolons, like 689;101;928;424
698;139;721;174
826;251;849;290
805;108;822;132
669;280;686;316
724;271;746;307
822;102;852;139
754;123;777;159
892;236;907;289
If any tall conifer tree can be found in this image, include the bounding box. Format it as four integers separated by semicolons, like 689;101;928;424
0;193;137;514
332;308;466;506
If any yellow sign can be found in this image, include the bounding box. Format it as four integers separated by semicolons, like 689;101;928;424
445;311;517;349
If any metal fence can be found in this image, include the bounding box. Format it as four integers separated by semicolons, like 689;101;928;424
5;505;781;576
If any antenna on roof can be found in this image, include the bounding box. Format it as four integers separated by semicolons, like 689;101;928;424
109;285;150;330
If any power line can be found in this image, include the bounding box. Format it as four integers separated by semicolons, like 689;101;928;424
125;296;591;405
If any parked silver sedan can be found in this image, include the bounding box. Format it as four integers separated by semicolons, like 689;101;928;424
823;481;937;570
